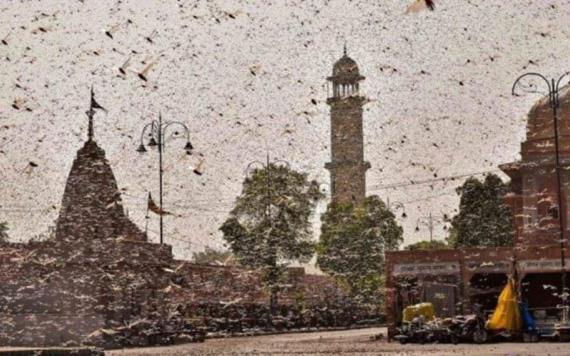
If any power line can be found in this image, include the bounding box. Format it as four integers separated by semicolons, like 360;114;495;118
1;169;504;216
121;192;234;209
368;169;501;191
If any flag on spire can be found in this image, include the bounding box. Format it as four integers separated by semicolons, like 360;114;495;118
147;192;172;215
86;86;107;141
90;86;107;113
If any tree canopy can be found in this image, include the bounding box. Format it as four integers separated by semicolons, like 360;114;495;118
317;195;403;305
192;247;236;266
0;222;8;244
447;174;513;248
405;240;449;251
220;163;324;311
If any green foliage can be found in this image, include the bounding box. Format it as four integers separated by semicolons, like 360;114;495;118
448;174;513;248
191;247;235;266
0;222;8;244
220;163;324;310
316;196;403;305
405;240;449;251
293;291;306;309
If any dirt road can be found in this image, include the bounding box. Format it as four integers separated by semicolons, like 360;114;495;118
107;327;570;355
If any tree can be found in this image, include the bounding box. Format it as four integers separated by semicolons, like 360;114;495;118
192;247;236;266
0;222;8;244
220;163;324;313
316;196;403;305
405;240;449;251
448;174;513;248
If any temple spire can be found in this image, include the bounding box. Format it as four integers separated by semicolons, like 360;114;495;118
343;42;347;56
86;85;107;141
87;86;95;141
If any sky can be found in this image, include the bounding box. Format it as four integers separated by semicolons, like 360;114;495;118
1;0;570;261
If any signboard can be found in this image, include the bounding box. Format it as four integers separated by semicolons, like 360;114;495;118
466;261;511;273
393;262;460;276
519;259;566;272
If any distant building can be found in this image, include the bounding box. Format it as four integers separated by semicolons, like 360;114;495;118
384;84;570;339
325;48;370;206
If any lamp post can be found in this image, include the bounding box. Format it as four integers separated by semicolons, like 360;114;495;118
245;154;291;316
136;113;194;244
512;72;570;326
414;211;448;242
386;198;407;219
415;212;435;242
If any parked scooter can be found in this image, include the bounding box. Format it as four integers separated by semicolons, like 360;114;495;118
395;316;457;344
448;304;488;344
394;315;430;344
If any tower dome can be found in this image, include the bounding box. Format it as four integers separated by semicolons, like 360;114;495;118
328;45;365;84
525;83;570;152
327;48;365;100
332;54;360;77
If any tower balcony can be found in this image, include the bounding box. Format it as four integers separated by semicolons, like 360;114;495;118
325;160;371;170
326;95;367;106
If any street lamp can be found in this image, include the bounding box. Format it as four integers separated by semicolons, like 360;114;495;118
512;71;570;327
316;182;333;201
137;112;195;245
386;198;407;219
415;213;435;242
414;211;448;242
244;154;292;237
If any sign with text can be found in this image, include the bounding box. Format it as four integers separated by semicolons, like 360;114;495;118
393;262;460;276
466;261;511;273
519;259;566;272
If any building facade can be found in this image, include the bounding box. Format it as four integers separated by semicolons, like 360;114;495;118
385;84;570;338
500;84;570;246
325;49;370;206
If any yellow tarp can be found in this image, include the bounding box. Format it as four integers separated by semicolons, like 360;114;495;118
486;278;522;332
402;302;435;323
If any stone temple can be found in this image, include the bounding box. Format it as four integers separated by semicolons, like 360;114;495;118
325;48;370;206
55;100;147;243
0;95;175;346
0;91;350;347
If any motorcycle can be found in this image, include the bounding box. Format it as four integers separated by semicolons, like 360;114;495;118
448;304;488;344
394;316;430;344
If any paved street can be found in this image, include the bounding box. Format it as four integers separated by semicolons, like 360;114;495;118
107;327;570;355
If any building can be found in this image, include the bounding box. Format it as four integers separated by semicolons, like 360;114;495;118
500;84;570;246
325;47;370;205
55;100;147;243
0;93;175;346
0;91;349;347
384;84;570;338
